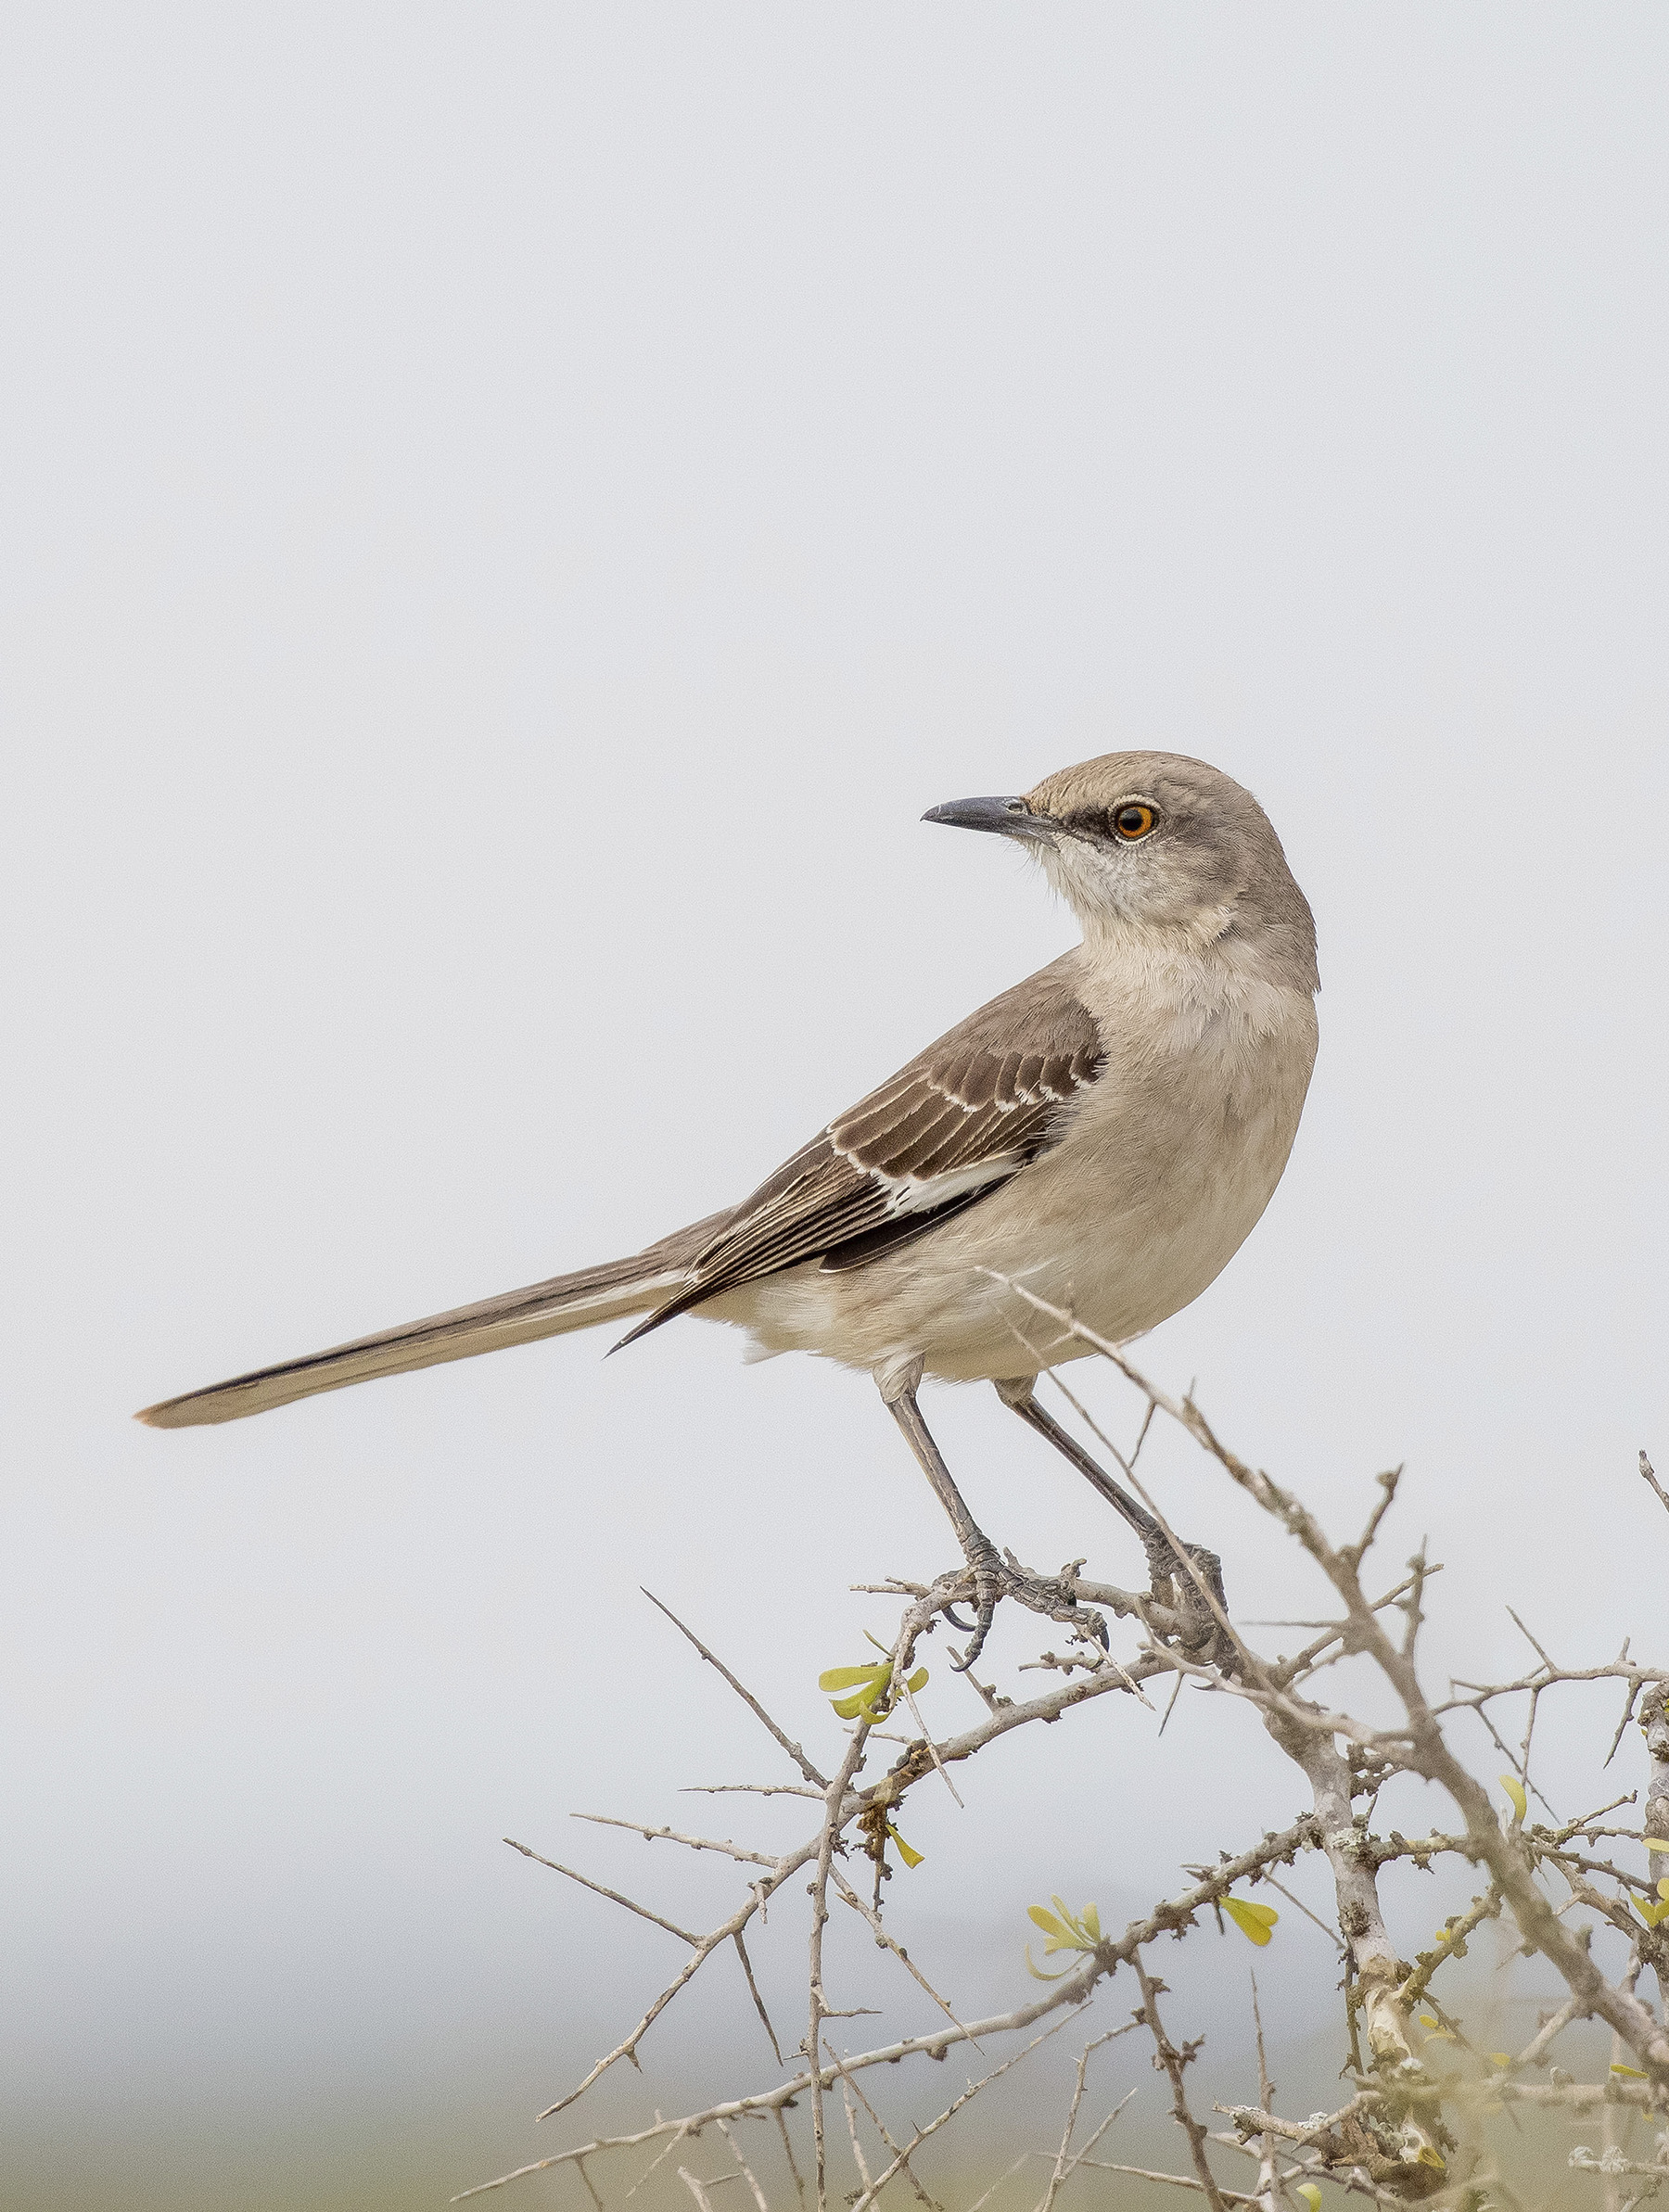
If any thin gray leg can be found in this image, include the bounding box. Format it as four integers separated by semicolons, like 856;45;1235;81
878;1374;1104;1670
996;1380;1167;1557
996;1379;1229;1653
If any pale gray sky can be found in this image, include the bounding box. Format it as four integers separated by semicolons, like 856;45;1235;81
4;7;1667;2208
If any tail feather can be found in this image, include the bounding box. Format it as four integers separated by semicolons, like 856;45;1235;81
134;1210;732;1430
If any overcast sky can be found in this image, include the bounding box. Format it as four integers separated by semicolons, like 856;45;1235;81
5;7;1668;2208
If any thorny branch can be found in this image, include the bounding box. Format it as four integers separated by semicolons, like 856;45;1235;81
453;1305;1669;2211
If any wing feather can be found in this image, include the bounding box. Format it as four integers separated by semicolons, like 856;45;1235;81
617;953;1105;1342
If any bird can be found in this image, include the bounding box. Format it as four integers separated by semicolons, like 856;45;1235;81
138;751;1319;1662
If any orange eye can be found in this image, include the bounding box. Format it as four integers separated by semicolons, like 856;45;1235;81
1111;803;1157;841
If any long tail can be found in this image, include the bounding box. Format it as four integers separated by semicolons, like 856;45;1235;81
134;1210;732;1430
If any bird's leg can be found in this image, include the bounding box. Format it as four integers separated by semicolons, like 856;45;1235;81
877;1366;1106;1671
994;1379;1231;1662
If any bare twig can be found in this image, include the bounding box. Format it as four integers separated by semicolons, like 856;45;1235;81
847;2010;1091;2212
1137;1952;1230;2212
571;1812;777;1867
829;1864;980;2050
503;1837;700;1945
643;1589;829;1789
1070;2162;1262;2206
733;1931;784;2066
1641;1452;1669;1519
458;1367;1669;2212
1036;2028;1120;2212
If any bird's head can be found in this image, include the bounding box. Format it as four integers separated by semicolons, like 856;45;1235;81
924;750;1318;987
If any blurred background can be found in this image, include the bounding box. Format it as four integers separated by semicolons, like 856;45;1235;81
3;6;1667;2206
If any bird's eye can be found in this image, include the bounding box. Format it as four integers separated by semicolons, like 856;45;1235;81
1111;803;1157;841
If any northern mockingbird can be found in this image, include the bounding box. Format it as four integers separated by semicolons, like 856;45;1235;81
139;751;1319;1662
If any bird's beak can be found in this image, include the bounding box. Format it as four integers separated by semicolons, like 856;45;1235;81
922;795;1057;844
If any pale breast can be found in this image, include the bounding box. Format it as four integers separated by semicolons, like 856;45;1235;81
717;974;1319;1384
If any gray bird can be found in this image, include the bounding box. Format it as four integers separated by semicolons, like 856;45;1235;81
139;751;1319;1660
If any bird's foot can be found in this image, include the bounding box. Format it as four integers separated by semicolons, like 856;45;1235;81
945;1539;1109;1672
1143;1537;1237;1671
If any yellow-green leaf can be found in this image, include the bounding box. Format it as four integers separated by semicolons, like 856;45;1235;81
1612;2063;1648;2079
1418;2015;1440;2028
1222;1897;1279;1946
1294;2187;1322;2212
905;1668;928;1694
1498;1774;1527;1822
1641;1838;1669;1853
1416;2147;1446;2173
819;1664;886;1692
1024;1948;1075;1982
1658;1876;1669;1901
1027;1900;1102;1956
885;1823;924;1870
1489;2054;1511;2069
1633;1897;1669;1929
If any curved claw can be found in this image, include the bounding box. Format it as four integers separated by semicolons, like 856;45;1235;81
948;1559;1000;1671
947;1552;1112;1672
949;1595;998;1672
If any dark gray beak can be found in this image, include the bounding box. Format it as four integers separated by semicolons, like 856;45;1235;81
922;795;1056;843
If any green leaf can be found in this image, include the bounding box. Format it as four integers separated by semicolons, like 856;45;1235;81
1027;1898;1101;1958
819;1664;887;1692
1612;2063;1648;2079
1023;1947;1076;1982
885;1823;924;1870
906;1668;929;1694
831;1689;884;1720
1222;1896;1278;1946
1294;2186;1322;2212
1498;1773;1528;1823
1641;1837;1669;1854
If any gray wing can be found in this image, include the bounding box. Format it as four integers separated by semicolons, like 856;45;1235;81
137;956;1104;1422
620;953;1104;1340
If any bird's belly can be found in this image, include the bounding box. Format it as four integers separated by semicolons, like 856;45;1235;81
707;1005;1316;1385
